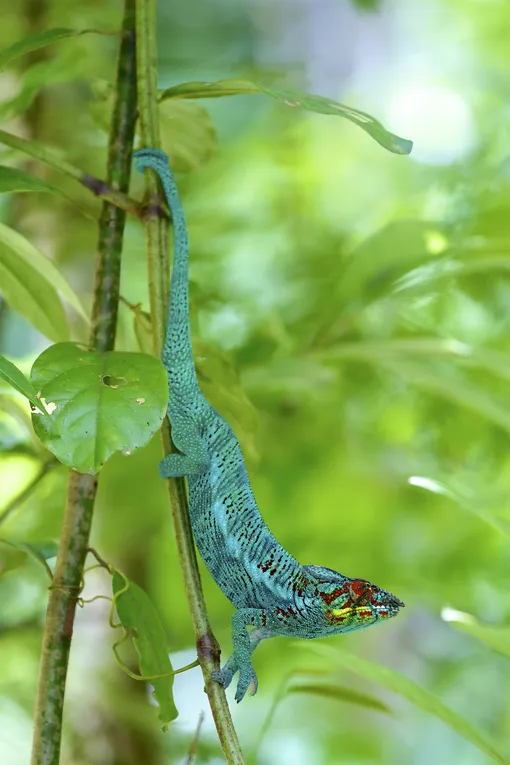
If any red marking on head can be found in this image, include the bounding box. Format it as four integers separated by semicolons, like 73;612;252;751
350;579;367;595
319;585;351;607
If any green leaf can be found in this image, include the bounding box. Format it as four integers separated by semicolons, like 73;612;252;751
0;129;83;182
383;358;510;436
30;342;168;474
443;609;510;661
0;243;67;342
0;27;109;71
0;165;62;195
0;222;88;331
306;645;507;765
340;220;438;306
159;79;412;155
0;355;44;412
287;680;391;713
159;100;217;172
0;538;57;578
0;166;88;216
0;394;34;436
0;539;27;576
408;475;510;536
112;571;178;726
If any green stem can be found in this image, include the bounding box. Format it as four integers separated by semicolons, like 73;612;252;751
0;128;142;218
30;3;138;763
134;1;245;762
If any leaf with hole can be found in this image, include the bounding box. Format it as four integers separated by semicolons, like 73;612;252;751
112;571;178;726
30;342;168;474
159;78;412;155
304;645;507;765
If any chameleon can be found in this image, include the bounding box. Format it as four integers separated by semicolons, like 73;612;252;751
133;148;405;703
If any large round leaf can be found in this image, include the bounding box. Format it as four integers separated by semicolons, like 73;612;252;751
30;342;168;474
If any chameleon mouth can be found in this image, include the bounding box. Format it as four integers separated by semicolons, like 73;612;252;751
377;591;405;610
374;596;405;618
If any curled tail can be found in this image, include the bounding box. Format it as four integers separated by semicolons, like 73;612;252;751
134;148;198;394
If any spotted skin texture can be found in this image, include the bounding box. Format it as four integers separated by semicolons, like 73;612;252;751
133;149;405;702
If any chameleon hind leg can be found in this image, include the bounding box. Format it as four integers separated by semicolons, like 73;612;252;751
159;417;210;478
159;452;208;478
212;609;272;703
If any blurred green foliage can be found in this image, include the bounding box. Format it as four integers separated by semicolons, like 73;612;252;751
1;0;510;764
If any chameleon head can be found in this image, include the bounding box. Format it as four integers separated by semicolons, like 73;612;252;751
303;564;404;634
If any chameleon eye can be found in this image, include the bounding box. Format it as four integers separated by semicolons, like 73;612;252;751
350;578;369;600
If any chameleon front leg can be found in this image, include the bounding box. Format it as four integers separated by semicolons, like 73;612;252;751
212;609;272;703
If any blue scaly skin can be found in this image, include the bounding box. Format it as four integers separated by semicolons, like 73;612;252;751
134;148;405;703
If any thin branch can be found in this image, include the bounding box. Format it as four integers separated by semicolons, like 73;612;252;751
30;3;138;763
185;711;205;765
0;128;142;218
134;1;245;762
0;458;59;526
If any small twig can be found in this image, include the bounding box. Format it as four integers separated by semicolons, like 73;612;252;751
185;711;205;765
0;458;59;526
87;546;112;572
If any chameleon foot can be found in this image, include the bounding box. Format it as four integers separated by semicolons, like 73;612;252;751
234;664;258;703
211;657;237;689
211;659;258;702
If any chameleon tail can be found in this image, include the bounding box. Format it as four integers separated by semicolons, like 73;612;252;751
133;148;197;388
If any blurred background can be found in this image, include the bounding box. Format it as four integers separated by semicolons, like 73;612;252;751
1;0;510;763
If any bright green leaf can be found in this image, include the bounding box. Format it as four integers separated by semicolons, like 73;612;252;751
112;571;178;726
0;222;88;327
0;27;109;71
159;79;412;155
0;245;68;342
0;355;43;412
159;100;217;172
30;342;168;474
443;609;510;661
306;645;507;765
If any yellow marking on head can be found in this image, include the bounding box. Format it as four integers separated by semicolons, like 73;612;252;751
329;606;354;618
